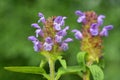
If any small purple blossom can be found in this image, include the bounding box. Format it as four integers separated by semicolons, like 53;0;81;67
45;37;53;44
57;26;69;36
35;29;43;37
64;38;73;43
90;23;99;36
72;29;83;40
54;16;66;31
60;43;68;51
100;25;113;36
55;35;63;43
75;10;86;23
97;15;105;26
33;41;42;52
28;36;37;41
28;36;42;52
43;42;53;51
31;23;40;29
38;12;46;23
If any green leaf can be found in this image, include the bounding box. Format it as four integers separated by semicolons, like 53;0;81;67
88;65;104;80
58;56;67;69
77;52;87;71
55;66;83;80
4;66;49;79
39;60;47;68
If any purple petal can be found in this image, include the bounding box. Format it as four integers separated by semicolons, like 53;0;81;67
45;37;53;44
43;42;52;51
28;36;37;41
31;23;40;29
90;23;99;36
77;16;85;23
64;38;73;43
99;28;108;36
55;35;63;43
100;25;113;37
33;41;42;52
38;12;44;17
75;10;84;16
72;29;83;40
54;24;61;31
35;29;43;37
104;25;113;30
38;12;45;23
97;15;105;25
61;16;67;26
57;26;69;36
60;43;68;51
54;16;63;24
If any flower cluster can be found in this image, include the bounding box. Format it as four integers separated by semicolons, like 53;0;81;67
72;10;113;63
72;10;113;39
28;13;73;53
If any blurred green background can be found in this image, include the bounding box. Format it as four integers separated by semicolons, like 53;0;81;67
0;0;120;80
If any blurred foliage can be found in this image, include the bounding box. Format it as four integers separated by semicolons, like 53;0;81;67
0;0;120;80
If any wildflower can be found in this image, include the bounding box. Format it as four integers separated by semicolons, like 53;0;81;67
73;10;113;63
100;25;113;36
72;29;83;40
75;10;86;23
28;13;72;53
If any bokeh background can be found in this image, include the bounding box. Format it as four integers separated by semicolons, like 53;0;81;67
0;0;120;80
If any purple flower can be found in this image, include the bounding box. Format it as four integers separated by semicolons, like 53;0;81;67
90;23;99;36
38;12;46;23
28;36;42;52
45;37;53;44
54;16;66;31
60;43;68;51
72;29;83;40
75;10;86;23
57;26;69;36
97;15;105;26
100;25;113;36
35;29;43;37
55;35;63;43
28;36;37;41
43;42;52;51
64;38;73;43
31;23;40;29
33;41;42;52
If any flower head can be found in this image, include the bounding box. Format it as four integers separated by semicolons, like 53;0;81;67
28;13;72;53
73;10;113;63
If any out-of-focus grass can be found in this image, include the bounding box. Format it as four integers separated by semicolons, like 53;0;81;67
0;0;120;80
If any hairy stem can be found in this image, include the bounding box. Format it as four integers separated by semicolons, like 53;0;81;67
83;70;90;80
48;58;55;80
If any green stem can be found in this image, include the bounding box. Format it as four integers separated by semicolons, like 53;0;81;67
48;58;55;80
83;70;90;80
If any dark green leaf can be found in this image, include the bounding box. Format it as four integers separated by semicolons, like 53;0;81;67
88;65;104;80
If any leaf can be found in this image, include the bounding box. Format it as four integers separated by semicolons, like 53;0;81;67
55;66;83;80
39;60;47;68
4;66;49;79
58;56;67;69
77;52;87;71
88;65;104;80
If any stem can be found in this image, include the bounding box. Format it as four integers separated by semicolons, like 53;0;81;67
83;70;90;80
48;58;55;80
